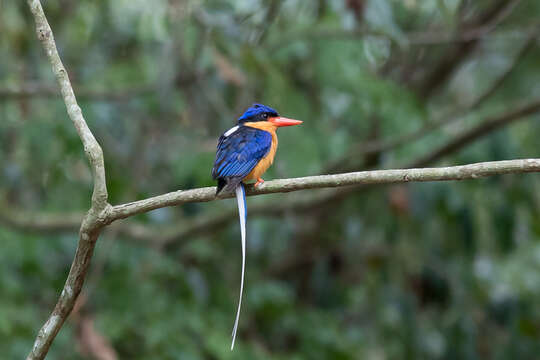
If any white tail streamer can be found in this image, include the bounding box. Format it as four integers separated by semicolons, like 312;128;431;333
231;183;246;350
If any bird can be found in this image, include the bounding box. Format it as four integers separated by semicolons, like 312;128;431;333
211;103;302;349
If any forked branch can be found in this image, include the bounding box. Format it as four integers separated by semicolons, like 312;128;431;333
25;1;540;359
26;1;109;359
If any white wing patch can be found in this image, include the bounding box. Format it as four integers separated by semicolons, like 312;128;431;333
224;125;239;137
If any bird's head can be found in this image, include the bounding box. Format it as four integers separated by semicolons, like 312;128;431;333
237;104;303;127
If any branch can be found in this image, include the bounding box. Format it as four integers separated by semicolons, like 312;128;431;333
308;100;540;214
417;0;521;97
0;206;84;233
268;23;536;52
330;95;540;174
6;96;540;251
102;159;540;224
327;25;540;172
0;72;202;102
8;159;540;251
463;27;538;109
20;3;540;358
0;84;155;101
409;100;540;168
404;23;536;45
0;204;162;245
26;1;110;359
324;26;539;174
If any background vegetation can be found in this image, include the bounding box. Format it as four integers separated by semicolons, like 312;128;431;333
2;0;540;358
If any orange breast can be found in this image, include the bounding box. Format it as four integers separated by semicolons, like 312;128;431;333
242;122;278;181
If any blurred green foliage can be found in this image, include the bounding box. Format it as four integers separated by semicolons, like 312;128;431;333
1;0;540;359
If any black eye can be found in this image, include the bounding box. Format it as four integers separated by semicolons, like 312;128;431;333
262;113;268;119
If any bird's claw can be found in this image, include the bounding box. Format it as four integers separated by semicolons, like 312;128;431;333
254;178;265;187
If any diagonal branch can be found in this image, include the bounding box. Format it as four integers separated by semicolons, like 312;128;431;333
417;0;521;97
408;100;540;168
26;1;110;359
268;24;536;52
327;28;539;173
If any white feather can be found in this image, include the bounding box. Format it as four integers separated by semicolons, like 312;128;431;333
224;125;239;137
231;183;246;350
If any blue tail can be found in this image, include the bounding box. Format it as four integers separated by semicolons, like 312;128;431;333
231;183;246;350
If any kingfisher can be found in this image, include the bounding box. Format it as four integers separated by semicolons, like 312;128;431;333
212;103;302;349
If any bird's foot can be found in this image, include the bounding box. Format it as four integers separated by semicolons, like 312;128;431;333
254;178;265;187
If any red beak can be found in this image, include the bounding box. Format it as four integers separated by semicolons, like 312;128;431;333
268;116;303;127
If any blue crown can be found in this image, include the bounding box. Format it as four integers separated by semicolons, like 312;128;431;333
238;103;279;122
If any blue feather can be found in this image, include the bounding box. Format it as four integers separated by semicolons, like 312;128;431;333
212;126;272;180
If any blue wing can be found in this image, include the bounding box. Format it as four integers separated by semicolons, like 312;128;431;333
212;126;272;179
